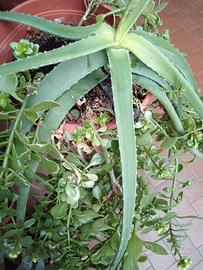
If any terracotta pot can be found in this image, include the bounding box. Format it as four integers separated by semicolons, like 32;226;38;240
0;0;26;11
0;0;113;64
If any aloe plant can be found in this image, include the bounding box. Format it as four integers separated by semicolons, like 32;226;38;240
0;0;203;268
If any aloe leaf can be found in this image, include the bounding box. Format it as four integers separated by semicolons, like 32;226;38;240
0;11;106;40
0;33;114;75
122;33;203;119
115;0;151;42
132;60;172;91
134;30;197;89
132;60;183;119
132;74;185;135
27;51;107;108
21;51;107;134
107;48;137;269
38;70;107;141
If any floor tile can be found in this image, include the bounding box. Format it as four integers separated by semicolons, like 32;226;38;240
191;261;203;270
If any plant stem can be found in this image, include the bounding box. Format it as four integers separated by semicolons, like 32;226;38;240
0;96;28;180
144;146;160;171
16;122;40;226
168;156;182;257
177;215;203;220
67;207;72;244
78;0;95;26
169;157;178;207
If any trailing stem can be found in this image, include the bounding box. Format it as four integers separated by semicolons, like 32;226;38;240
0;96;28;180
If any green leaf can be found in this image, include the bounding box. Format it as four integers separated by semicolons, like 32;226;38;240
76;210;100;225
5;229;23;238
123;33;203;119
93;185;102;201
19;236;33;247
143;242;168;255
161;137;177;149
50;203;67;219
86;153;105;169
23;218;36;229
132;60;172;92
115;0;151;42
134;30;196;90
40;155;59;174
120;239;143;268
107;48;137;270
140;193;156;208
65;183;80;208
9;169;29;187
110;231;120;250
91;242;115;265
29;143;61;160
85;173;98;182
155;2;168;13
0;33;114;76
132;74;185;135
24;110;39;123
123;255;139;270
27;51;107;110
161;212;176;222
0;11;107;40
137;132;152;146
127;234;143;259
28;101;60;112
0;74;20;101
16;160;39;225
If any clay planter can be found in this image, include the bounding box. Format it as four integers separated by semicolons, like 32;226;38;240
0;0;26;11
0;0;113;64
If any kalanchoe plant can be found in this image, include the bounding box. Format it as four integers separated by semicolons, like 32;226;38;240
0;0;203;269
10;39;39;60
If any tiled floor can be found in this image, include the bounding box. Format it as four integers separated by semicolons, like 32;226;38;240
140;1;203;269
160;0;203;94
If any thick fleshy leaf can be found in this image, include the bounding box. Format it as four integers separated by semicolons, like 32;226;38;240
115;0;151;42
132;74;185;135
27;51;107;108
0;11;107;40
134;30;197;89
28;101;60;112
107;48;137;270
132;60;172;91
0;32;114;75
122;33;203;119
143;242;168;255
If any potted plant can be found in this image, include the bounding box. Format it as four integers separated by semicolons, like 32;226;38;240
0;0;203;269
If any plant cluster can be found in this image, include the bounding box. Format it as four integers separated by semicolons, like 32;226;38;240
0;0;203;269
